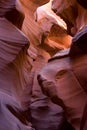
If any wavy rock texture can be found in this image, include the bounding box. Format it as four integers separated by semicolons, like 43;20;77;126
20;0;72;99
38;54;87;130
1;0;87;130
38;27;87;130
0;0;34;130
51;1;87;129
52;0;87;36
0;0;71;130
20;1;72;130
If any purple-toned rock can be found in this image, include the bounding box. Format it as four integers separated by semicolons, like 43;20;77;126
38;27;87;130
51;0;87;36
0;0;34;130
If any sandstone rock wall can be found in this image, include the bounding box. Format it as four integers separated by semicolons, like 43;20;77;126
0;0;72;130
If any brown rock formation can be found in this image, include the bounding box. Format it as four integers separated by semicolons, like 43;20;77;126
20;0;72;99
52;0;87;36
35;1;87;130
19;0;73;130
38;29;87;130
0;0;72;130
0;0;34;130
2;0;87;130
51;1;87;130
34;0;72;56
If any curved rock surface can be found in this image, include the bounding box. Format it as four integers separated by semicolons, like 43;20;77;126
0;0;35;130
38;26;87;130
0;0;71;130
1;0;87;130
52;0;87;36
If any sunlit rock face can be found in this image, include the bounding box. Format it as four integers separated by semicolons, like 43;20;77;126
51;1;87;129
38;31;87;130
19;0;87;130
20;0;71;102
34;0;67;31
52;0;87;36
38;0;87;130
20;0;71;101
2;0;87;130
34;0;72;56
19;1;73;130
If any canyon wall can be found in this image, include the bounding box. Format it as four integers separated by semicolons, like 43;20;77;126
1;0;87;130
